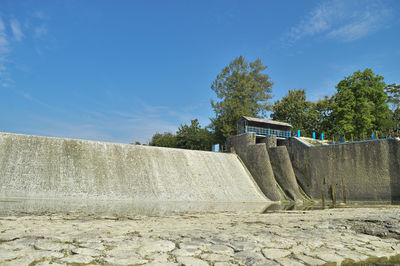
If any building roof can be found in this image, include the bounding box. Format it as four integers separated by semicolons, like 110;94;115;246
241;116;292;128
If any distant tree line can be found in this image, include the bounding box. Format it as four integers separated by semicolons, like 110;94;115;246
146;56;400;150
149;119;214;150
273;70;399;140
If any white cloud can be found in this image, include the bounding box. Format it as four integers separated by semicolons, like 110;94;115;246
34;24;47;38
0;11;50;88
32;10;46;20
10;18;24;41
27;109;180;144
0;17;5;32
10;93;206;144
0;16;9;87
326;7;390;42
0;17;8;54
0;36;7;52
285;0;392;44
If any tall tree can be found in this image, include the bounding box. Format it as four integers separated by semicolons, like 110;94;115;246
149;119;214;150
210;56;273;143
385;83;400;136
307;96;335;136
333;69;391;138
271;89;311;133
149;132;178;148
176;119;214;150
385;83;400;110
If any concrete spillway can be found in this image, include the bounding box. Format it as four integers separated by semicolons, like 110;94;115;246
0;132;268;203
268;146;304;202
227;134;309;202
229;134;282;201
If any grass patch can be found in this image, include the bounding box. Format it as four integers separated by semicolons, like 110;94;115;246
341;254;400;265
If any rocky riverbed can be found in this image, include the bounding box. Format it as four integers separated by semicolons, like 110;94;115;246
1;206;400;265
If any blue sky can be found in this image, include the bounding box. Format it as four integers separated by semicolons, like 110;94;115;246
0;0;399;143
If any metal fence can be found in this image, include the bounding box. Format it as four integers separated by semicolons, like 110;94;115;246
241;126;292;138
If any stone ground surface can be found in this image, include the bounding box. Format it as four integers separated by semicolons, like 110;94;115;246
1;207;400;265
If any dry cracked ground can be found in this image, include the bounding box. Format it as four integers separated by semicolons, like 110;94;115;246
1;207;400;266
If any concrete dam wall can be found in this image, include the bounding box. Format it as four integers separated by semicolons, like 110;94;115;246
229;134;281;201
268;146;304;202
0;132;268;203
285;138;400;203
228;133;399;203
228;134;304;202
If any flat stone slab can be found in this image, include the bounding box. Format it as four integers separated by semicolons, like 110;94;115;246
60;254;94;264
205;244;234;255
234;250;273;265
137;239;176;256
71;247;102;256
104;256;148;265
200;253;232;262
261;248;291;259
176;256;209;266
1;207;400;265
34;239;72;252
144;263;179;266
27;250;65;260
294;254;326;265
0;248;23;262
172;248;202;256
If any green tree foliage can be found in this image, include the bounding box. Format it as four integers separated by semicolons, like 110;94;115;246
149;132;178;148
210;56;273;143
385;83;400;136
149;119;213;150
386;83;400;109
307;96;335;136
271;89;311;133
333;69;391;138
393;108;400;137
176;119;214;150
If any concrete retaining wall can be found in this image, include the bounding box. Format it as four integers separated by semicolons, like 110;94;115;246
390;140;400;203
230;134;306;202
286;138;400;203
0;132;268;202
268;146;303;202
229;134;287;201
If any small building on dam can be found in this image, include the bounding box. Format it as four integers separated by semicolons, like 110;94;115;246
237;116;292;144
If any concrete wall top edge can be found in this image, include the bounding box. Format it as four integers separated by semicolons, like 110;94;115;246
0;132;224;155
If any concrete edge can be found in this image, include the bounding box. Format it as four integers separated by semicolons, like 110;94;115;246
293;137;313;147
0;131;225;155
0;196;270;204
233;153;273;202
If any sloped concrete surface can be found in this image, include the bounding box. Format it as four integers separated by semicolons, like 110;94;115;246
0;132;267;202
268;146;304;202
230;134;282;201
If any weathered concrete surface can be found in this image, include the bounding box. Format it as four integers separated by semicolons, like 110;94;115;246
0;198;269;217
268;146;304;202
1;207;400;265
390;140;400;203
229;134;306;202
229;134;282;201
262;136;277;148
286;137;400;203
0;132;267;202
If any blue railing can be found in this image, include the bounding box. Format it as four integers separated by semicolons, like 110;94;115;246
241;126;292;138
